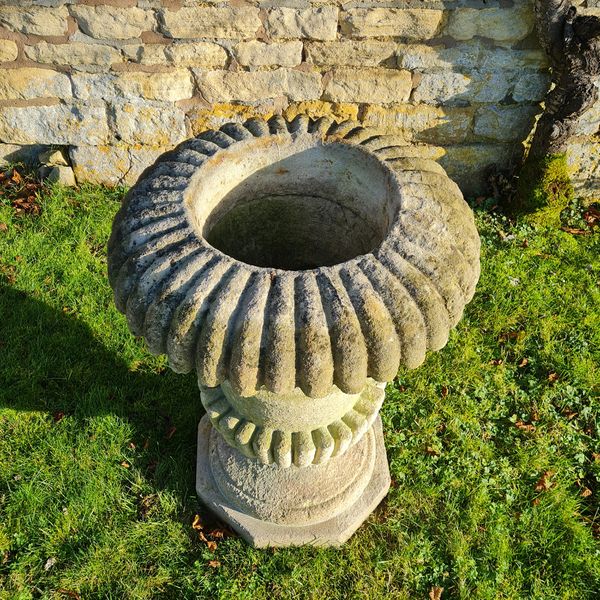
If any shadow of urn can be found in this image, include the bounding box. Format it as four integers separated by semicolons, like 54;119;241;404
107;115;481;547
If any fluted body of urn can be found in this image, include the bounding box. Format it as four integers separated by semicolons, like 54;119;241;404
108;115;480;546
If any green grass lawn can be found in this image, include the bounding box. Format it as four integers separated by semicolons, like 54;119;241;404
0;180;599;599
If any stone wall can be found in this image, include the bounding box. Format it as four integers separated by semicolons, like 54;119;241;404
0;0;597;198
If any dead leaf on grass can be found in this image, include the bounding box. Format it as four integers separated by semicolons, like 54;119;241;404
561;226;590;235
518;357;529;368
57;590;80;600
535;470;555;492
581;487;592;498
515;420;536;433
548;372;559;383
208;560;221;568
429;586;444;600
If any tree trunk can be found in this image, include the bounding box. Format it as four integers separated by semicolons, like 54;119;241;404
529;0;600;159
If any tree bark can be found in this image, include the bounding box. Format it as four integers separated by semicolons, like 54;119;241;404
528;0;600;159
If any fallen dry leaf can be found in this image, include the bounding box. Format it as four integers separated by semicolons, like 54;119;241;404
120;461;130;468
548;372;559;383
165;425;177;440
515;420;536;433
425;446;440;457
44;556;57;571
192;514;204;531
561;226;590;235
429;586;444;600
208;560;221;568
441;385;449;398
518;357;529;368
535;470;555;492
583;207;600;228
581;487;592;498
490;358;503;366
0;223;7;233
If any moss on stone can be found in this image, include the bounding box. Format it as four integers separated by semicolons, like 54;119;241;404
517;153;574;227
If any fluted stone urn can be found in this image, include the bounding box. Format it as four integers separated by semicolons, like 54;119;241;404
107;115;480;547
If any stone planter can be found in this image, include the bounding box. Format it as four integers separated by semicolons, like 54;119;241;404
107;115;480;547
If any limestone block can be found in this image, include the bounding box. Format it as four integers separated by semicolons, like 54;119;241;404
122;43;228;68
512;71;551;102
71;70;194;102
323;68;412;104
0;6;68;36
446;6;535;43
70;5;155;40
110;101;187;146
0;68;71;100
0;40;18;63
194;69;322;103
306;41;396;67
0;104;109;146
362;104;473;144
397;41;548;73
69;144;165;187
413;71;511;104
474;105;540;142
234;41;302;67
266;7;339;41
44;165;76;187
160;7;261;39
39;148;68;166
340;8;443;39
25;42;121;67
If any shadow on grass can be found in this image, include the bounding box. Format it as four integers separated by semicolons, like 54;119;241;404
0;284;205;500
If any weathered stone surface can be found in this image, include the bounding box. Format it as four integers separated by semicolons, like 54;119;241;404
106;115;481;547
194;69;321;103
70;5;155;40
123;42;228;67
307;41;396;67
0;104;109;145
323;68;411;103
160;7;261;39
44;165;76;186
39;148;68;166
439;143;524;197
474;105;540;142
110;101;187;146
72;70;194;102
0;143;45;166
108;116;480;396
234;41;302;67
413;71;511;104
340;8;443;39
0;40;18;63
266;7;338;41
512;71;551;102
0;68;71;100
196;414;391;547
397;41;548;73
446;6;535;43
362;104;473;144
69;144;164;186
567;140;600;198
0;6;68;36
25;42;121;67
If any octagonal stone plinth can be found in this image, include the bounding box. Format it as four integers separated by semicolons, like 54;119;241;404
107;115;480;547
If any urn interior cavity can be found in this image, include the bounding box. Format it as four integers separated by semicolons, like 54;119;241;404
188;138;398;270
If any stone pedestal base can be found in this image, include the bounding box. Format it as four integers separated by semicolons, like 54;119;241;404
195;414;391;547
